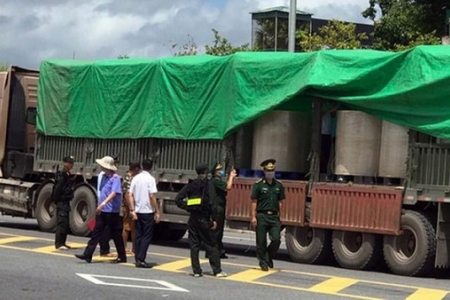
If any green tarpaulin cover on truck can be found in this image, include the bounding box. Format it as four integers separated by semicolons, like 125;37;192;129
37;45;450;140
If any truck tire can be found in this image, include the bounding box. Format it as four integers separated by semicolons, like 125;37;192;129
35;183;57;233
383;210;436;277
285;225;332;265
70;186;97;237
332;230;382;270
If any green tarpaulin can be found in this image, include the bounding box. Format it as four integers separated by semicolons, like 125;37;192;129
37;45;450;140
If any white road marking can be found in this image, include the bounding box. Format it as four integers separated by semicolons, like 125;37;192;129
76;273;189;292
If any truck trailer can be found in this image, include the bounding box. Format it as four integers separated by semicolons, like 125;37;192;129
2;46;450;277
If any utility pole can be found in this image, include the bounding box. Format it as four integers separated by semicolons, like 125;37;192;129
288;0;297;52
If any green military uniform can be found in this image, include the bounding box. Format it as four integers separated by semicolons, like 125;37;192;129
210;163;228;258
251;159;285;271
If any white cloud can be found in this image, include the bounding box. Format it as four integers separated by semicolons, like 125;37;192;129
0;0;371;69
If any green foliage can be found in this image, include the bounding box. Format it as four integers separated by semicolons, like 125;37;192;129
172;30;254;57
117;54;129;59
172;35;199;56
0;63;7;71
362;0;445;50
296;19;368;51
205;29;253;56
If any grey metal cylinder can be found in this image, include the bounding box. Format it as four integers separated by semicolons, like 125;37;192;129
335;111;382;176
378;121;408;178
251;110;311;173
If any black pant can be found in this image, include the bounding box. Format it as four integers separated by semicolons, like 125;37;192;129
54;203;70;248
135;213;155;263
188;214;221;275
100;228;111;255
82;212;126;260
213;205;226;254
99;216;124;254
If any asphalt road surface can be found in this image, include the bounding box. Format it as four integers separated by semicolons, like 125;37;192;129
1;215;450;300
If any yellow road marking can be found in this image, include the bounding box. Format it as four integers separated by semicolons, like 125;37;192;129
281;268;450;294
406;288;448;300
308;277;359;294
226;268;277;282
66;242;87;249
0;244;74;257
244;278;381;300
33;242;87;253
153;258;197;273
0;236;38;244
92;255;118;262
0;232;14;236
32;245;59;253
149;251;185;259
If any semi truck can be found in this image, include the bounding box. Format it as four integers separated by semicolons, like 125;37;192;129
2;47;450;278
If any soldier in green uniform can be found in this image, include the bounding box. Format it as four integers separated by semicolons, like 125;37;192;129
209;163;237;259
251;159;285;271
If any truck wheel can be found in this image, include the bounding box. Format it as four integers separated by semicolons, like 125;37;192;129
35;183;57;232
70;186;97;237
285;225;332;265
332;230;382;270
383;210;436;277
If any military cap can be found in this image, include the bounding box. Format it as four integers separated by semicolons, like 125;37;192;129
63;155;75;164
211;162;223;173
260;158;276;171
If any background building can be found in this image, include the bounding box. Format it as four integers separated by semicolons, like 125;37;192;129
250;6;374;51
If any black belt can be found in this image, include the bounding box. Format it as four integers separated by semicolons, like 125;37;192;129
257;210;278;215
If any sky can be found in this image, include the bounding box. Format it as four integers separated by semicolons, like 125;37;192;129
0;0;372;69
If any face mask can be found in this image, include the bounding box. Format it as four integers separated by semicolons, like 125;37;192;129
265;171;275;179
218;170;225;177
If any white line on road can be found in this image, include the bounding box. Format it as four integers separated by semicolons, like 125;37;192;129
76;273;189;292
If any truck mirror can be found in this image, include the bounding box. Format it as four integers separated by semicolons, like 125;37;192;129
26;107;37;125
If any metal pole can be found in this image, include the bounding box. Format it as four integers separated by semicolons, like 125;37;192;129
288;0;297;52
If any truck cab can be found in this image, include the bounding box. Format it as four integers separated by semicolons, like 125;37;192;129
0;66;39;180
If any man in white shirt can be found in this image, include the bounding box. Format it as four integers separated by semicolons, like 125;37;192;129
128;159;161;268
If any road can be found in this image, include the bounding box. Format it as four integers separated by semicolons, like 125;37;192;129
1;216;450;300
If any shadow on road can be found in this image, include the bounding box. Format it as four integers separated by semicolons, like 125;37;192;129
0;221;41;232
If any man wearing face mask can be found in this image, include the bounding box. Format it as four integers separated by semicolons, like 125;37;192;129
250;159;285;271
209;163;237;259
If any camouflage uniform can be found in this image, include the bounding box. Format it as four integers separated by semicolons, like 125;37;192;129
122;172;135;232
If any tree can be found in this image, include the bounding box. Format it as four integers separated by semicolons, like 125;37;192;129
204;29;253;56
117;54;129;59
0;63;7;71
296;19;368;51
362;0;444;50
171;35;199;56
